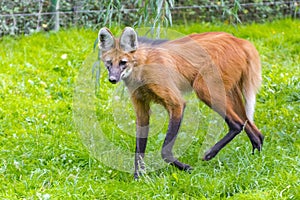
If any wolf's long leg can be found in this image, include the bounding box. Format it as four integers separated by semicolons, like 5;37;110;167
132;98;150;179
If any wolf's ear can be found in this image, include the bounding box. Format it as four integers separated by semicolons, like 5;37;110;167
120;27;138;52
98;27;115;51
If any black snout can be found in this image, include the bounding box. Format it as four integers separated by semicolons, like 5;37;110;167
109;76;118;84
108;67;121;84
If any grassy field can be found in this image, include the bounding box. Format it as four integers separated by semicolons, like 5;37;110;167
0;19;299;199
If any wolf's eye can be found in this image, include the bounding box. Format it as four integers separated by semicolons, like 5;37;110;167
119;60;127;66
105;60;112;68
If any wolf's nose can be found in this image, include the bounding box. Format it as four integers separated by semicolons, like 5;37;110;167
109;77;118;84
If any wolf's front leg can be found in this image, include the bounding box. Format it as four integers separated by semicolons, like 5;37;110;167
161;104;193;172
134;125;149;179
132;99;150;179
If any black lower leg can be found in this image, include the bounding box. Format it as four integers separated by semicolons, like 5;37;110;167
134;137;148;179
161;118;192;171
203;117;243;161
135;137;147;171
134;125;149;179
244;122;264;154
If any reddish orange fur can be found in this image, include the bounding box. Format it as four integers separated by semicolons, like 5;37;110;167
99;28;264;177
103;32;261;118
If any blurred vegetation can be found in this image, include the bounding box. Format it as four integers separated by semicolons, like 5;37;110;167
0;0;299;36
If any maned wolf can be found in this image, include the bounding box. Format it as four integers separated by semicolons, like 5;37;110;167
98;27;264;179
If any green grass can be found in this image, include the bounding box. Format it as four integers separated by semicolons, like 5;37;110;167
0;19;299;199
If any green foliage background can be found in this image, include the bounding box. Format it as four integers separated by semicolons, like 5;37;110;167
0;0;299;36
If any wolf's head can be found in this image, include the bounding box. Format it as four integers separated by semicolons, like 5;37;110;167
98;27;138;84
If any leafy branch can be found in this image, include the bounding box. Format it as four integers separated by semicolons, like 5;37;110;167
135;0;174;37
